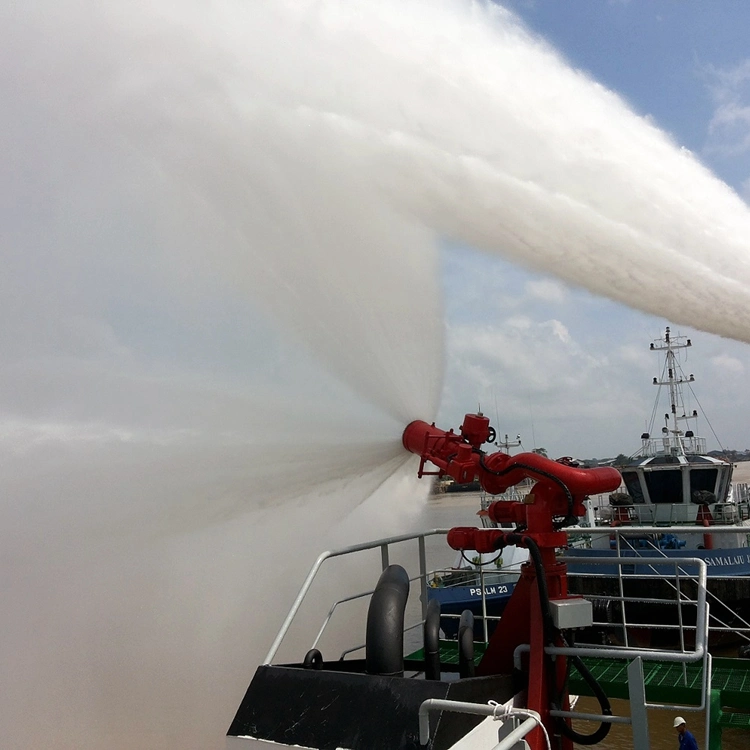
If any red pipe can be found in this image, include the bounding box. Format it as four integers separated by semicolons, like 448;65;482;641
479;450;620;496
402;419;481;484
403;417;621;497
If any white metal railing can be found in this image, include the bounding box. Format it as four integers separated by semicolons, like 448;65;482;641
618;531;750;644
418;700;548;749
509;554;710;750
516;557;708;664
263;528;526;662
594;502;750;525
566;525;750;646
640;436;707;456
257;525;729;749
567;522;750;544
263;525;749;666
262;529;450;665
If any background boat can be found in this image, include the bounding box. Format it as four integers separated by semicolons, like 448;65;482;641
565;328;750;647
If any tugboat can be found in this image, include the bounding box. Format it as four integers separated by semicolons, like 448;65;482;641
607;326;734;522
564;328;750;647
228;412;750;749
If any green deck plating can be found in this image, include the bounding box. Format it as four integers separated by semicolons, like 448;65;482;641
568;657;750;722
408;642;750;747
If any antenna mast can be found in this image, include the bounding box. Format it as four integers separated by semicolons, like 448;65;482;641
649;327;700;456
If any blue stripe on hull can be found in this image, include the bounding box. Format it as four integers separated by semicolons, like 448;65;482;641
564;547;750;577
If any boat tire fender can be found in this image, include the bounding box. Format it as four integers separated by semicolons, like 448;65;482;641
458;610;475;678
424;598;441;680
365;564;410;677
302;648;323;670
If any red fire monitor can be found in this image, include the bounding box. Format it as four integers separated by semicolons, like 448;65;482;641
403;414;621;750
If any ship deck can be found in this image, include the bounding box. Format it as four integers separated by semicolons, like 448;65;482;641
408;642;750;738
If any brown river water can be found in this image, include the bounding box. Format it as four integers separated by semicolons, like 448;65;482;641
417;479;750;750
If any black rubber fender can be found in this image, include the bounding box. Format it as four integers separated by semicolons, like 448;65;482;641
366;564;410;677
458;610;475;678
423;598;441;680
302;648;323;669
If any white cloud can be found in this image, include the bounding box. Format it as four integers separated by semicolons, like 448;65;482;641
505;314;533;331
703;59;750;157
440;304;750;460
710;353;745;376
546;318;571;343
440;311;648;457
617;343;651;370
525;278;569;304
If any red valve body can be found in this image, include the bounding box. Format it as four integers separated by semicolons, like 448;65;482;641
403;416;620;498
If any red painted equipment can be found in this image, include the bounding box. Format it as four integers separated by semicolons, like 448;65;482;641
403;414;622;750
696;503;714;550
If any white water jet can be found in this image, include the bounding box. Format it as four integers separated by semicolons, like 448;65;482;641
4;1;750;749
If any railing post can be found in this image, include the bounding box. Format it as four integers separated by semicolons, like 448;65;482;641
418;535;428;622
708;688;722;750
381;543;390;572
480;565;489;643
614;531;630;648
627;657;650;750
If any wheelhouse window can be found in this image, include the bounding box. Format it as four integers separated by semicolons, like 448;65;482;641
689;468;718;497
644;470;683;504
621;472;645;503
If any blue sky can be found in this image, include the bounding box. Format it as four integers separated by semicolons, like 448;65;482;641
501;1;750;193
434;1;750;458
